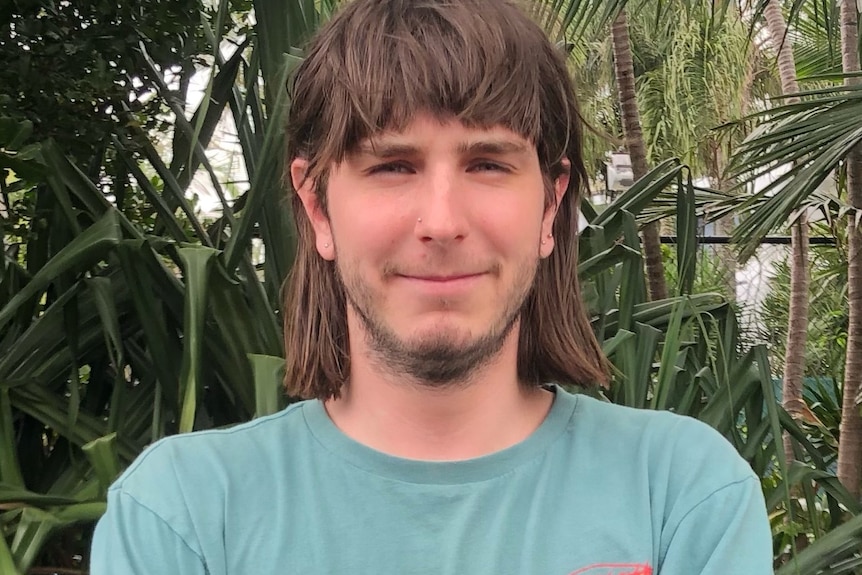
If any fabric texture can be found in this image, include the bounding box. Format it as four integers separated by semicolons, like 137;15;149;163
90;387;772;574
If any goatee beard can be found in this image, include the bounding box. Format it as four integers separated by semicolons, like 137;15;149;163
338;262;536;388
350;298;523;387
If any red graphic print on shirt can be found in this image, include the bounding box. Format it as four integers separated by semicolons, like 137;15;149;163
568;564;652;575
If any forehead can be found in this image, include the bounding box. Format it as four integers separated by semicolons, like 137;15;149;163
350;114;537;156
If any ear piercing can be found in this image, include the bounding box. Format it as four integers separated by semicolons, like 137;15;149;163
417;217;423;223
542;233;552;245
324;243;330;248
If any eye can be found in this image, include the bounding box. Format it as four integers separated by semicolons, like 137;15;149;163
470;161;509;173
367;162;414;175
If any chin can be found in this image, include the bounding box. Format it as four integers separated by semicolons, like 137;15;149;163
404;319;478;344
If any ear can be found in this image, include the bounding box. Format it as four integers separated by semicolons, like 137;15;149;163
291;158;335;261
539;159;570;259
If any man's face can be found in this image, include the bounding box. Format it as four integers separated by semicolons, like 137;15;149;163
293;114;567;385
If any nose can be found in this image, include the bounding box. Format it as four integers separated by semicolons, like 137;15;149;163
415;167;468;244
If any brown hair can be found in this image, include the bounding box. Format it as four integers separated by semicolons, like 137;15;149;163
283;0;610;400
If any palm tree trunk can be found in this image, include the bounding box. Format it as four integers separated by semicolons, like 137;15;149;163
783;216;810;448
611;9;667;301
837;0;862;499
708;145;738;301
763;0;810;469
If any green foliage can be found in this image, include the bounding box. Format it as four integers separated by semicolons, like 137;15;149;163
632;2;772;177
662;242;737;300
0;0;326;570
561;0;777;185
723;79;862;260
581;160;783;484
0;0;859;572
579;161;853;571
761;245;848;383
1;0;202;159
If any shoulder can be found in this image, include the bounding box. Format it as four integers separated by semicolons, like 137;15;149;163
110;400;314;505
95;401;319;569
569;392;757;490
565;392;764;544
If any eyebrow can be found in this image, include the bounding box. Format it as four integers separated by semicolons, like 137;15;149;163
354;138;530;159
456;139;530;156
355;141;419;159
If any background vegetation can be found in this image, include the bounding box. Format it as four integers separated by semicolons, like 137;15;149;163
2;0;862;573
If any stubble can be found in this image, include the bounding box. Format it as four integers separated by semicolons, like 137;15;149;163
337;258;538;388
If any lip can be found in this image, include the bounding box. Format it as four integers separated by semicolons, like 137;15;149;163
404;274;483;282
395;273;485;294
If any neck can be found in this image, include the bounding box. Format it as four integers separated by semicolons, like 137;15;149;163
323;324;554;461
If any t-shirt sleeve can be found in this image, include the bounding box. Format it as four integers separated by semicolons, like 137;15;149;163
90;487;208;575
658;475;773;574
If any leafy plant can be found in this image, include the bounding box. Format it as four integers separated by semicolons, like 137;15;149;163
761;244;848;383
0;0;332;570
1;0;859;572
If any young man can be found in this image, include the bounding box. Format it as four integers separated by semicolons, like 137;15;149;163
91;0;772;573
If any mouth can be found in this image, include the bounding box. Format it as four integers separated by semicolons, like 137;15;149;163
394;272;486;295
402;273;484;282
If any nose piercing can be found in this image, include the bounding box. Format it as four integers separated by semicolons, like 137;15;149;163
418;217;423;223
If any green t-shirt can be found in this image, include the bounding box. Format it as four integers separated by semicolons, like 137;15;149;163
91;386;772;574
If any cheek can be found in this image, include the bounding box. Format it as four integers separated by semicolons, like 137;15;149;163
482;201;545;250
328;198;410;257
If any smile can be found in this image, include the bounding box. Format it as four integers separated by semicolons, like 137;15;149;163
396;273;485;294
406;274;483;281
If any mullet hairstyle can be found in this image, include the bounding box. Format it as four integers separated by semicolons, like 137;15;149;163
283;0;610;400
